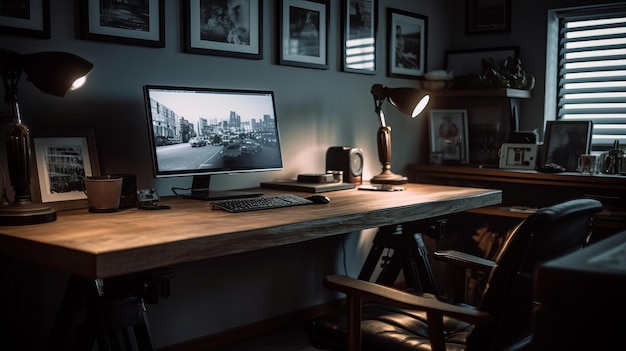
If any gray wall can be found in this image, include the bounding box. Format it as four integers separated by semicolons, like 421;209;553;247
0;0;451;193
0;0;616;348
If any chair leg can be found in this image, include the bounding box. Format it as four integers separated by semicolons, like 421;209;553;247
345;295;362;351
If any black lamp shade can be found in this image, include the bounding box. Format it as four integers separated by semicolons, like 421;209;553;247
370;84;429;118
388;88;430;117
21;51;93;97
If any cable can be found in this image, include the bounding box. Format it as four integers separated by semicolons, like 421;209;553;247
341;234;348;275
171;187;191;197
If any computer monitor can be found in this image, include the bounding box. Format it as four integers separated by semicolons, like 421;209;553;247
143;85;283;200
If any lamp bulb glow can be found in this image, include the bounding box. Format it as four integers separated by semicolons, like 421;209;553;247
411;95;430;118
70;75;87;90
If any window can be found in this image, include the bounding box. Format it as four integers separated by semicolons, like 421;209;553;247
552;4;626;151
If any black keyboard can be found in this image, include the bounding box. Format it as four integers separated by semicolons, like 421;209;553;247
210;194;314;213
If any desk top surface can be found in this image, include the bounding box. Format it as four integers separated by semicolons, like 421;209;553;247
0;183;501;279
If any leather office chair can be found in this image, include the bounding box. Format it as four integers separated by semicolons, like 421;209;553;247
307;198;603;351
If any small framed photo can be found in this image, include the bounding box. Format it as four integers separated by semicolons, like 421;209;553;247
543;120;593;171
279;0;329;70
80;0;164;47
445;46;519;76
184;0;262;60
0;0;50;38
341;0;377;74
465;0;511;34
498;143;539;170
387;8;427;79
31;129;100;210
429;109;470;163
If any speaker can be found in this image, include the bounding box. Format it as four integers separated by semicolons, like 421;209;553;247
111;173;137;208
325;146;363;184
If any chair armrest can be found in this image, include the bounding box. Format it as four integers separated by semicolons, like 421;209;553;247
433;249;495;273
324;274;492;351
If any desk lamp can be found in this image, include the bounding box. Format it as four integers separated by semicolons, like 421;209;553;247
370;84;429;185
0;49;93;225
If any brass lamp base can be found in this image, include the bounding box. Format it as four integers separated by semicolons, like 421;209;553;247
370;170;408;185
0;201;56;226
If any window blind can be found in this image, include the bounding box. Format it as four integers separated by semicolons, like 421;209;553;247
557;6;626;151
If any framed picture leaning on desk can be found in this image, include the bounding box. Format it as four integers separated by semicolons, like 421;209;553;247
31;129;100;210
543;120;592;171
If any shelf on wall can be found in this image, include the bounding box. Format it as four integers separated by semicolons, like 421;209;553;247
425;88;531;99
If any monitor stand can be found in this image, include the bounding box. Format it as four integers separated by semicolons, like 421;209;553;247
181;175;263;201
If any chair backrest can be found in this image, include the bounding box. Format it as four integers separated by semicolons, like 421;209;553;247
466;198;603;350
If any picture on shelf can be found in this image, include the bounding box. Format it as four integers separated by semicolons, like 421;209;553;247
543;120;592;172
429;109;470;163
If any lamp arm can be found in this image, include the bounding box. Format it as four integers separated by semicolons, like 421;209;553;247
2;67;22;120
371;84;387;127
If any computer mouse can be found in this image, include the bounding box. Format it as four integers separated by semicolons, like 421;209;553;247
306;195;331;204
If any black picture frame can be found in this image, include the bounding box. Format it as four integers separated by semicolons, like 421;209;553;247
80;0;165;48
465;0;511;34
387;8;427;79
543;120;593;172
279;0;329;70
184;0;263;60
341;0;377;74
445;46;519;76
0;0;50;38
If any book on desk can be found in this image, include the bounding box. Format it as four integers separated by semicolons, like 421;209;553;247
260;180;356;193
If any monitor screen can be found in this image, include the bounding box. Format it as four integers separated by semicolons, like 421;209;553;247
143;85;283;200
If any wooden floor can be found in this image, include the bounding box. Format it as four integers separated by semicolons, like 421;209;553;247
208;326;322;351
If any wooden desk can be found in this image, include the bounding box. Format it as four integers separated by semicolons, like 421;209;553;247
0;183;501;279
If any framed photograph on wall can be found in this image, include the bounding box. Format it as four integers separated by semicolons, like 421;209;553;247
387;8;427;78
445;46;519;76
543;120;593;172
31;129;100;210
429;109;470;163
465;0;511;34
341;0;377;74
80;0;164;47
184;0;262;59
279;0;329;69
0;0;50;38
